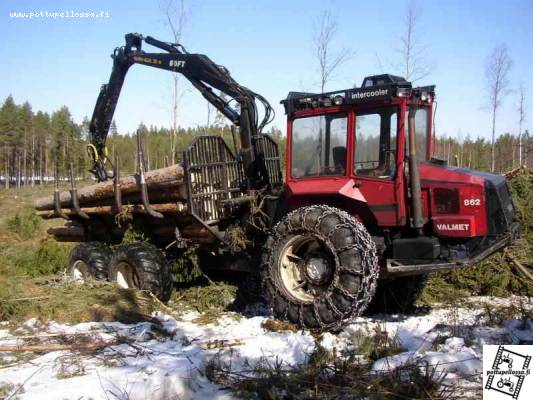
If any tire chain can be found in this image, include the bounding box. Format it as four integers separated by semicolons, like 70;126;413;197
261;205;379;331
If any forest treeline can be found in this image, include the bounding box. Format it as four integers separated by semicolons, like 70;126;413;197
0;94;531;188
0;95;283;187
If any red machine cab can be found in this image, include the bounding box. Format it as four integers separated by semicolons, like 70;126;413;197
281;74;519;275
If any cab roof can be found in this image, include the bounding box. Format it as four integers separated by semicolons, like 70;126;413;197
281;74;435;116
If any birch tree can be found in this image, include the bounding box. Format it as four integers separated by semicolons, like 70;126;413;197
313;9;351;93
161;0;187;164
397;0;431;82
485;44;512;172
517;84;526;166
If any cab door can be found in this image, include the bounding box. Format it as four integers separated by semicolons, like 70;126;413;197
349;104;406;226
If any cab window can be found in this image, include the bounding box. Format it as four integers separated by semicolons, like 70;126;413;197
405;107;429;161
354;107;398;179
291;114;347;178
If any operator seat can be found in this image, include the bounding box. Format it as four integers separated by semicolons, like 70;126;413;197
332;146;346;174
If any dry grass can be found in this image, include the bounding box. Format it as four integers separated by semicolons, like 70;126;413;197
0;185;163;326
0;382;15;399
170;282;237;314
0;274;161;325
261;319;298;333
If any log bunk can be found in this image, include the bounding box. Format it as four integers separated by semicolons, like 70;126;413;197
35;132;213;245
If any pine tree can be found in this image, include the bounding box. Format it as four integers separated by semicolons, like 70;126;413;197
20;102;34;186
50;106;80;178
34;111;51;183
0;96;22;187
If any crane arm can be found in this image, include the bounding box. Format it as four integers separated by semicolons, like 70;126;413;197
88;33;274;186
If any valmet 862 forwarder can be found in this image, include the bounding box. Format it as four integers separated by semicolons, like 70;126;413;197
35;34;520;330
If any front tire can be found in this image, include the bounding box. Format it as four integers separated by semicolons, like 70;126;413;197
262;205;379;330
67;242;111;281
108;243;173;302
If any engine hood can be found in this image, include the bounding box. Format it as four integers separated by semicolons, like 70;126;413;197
437;164;508;188
420;161;516;237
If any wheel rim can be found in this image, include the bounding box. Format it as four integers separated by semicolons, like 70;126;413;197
71;260;90;281
278;235;334;303
115;262;140;289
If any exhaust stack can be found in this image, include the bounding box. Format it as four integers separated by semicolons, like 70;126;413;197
408;102;424;235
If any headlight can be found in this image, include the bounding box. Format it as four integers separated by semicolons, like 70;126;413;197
332;95;344;105
396;87;411;98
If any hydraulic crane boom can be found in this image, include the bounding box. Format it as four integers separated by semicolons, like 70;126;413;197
88;32;274;188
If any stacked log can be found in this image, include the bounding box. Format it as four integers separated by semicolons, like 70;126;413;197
47;221;86;242
504;165;531;180
34;165;187;218
35;164;220;245
37;202;188;219
46;214;215;244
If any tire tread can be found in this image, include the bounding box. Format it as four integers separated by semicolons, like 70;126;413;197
67;242;111;280
109;242;173;303
262;205;379;331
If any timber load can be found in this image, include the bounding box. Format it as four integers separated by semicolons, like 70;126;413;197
34;162;215;244
34;164;187;218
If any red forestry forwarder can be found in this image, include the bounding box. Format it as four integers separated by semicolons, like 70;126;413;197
36;34;520;330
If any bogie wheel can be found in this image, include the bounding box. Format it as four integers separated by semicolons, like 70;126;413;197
108;243;173;302
67;242;111;281
367;275;428;314
262;205;379;331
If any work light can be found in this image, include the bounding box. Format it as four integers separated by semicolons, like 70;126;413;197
396;87;411;98
332;95;344;105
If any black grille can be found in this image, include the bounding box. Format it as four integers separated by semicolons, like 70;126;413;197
433;188;460;214
183;136;246;223
485;179;515;235
255;135;283;187
183;134;283;224
499;183;515;224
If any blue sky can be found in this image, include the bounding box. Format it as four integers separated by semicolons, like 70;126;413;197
1;0;532;140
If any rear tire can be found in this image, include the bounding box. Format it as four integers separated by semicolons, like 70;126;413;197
367;275;428;314
262;205;379;331
108;243;173;302
67;242;111;281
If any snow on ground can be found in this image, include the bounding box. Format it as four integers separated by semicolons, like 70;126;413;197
0;296;531;400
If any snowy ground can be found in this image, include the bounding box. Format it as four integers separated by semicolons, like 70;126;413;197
0;296;532;400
